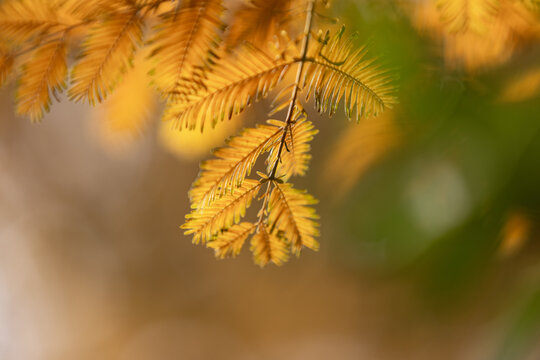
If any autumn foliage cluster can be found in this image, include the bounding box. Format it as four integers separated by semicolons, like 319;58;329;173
3;0;540;266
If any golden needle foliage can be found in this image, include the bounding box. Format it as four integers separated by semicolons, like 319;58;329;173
267;182;320;255
0;0;66;43
437;0;498;33
16;38;67;121
69;8;144;104
226;0;293;49
250;223;290;267
267;115;317;181
410;0;540;71
1;0;396;266
149;0;224;96
161;43;293;131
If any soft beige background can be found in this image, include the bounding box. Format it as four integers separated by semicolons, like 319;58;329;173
1;88;539;360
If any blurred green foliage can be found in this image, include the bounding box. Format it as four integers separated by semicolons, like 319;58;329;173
320;1;540;357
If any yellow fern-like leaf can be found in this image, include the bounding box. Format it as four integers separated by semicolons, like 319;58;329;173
149;0;224;96
183;179;262;244
60;0;126;19
250;223;290;267
189;120;283;207
268;182;319;255
437;0;498;33
267;116;317;181
411;0;538;71
207;222;256;259
69;8;143;104
0;0;64;42
302;26;397;121
162;43;294;130
226;0;292;49
16;38;67;121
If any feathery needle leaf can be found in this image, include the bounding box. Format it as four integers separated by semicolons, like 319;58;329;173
208;222;256;259
0;0;64;42
183;179;262;244
16;38;67;121
162;44;294;131
69;9;143;104
302;27;397;121
150;0;224;96
250;223;290;267
267;116;317;181
189;120;283;208
268;182;319;255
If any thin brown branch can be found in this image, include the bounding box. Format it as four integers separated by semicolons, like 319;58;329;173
257;0;316;227
269;0;316;180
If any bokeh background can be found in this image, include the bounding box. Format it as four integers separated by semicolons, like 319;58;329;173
2;0;540;359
